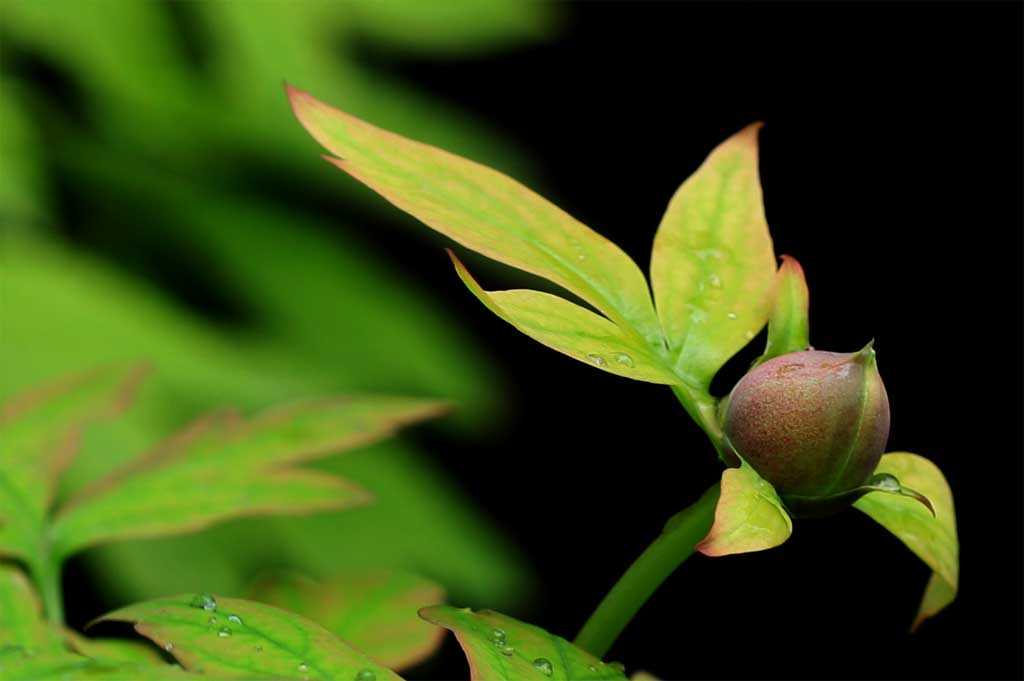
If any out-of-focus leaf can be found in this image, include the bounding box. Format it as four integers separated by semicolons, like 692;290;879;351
650;123;775;390
51;398;443;560
1;237;530;608
697;460;792;557
755;255;810;367
854;452;958;630
450;252;678;384
97;594;401;681
249;570;445;671
64;630;164;666
0;365;146;562
288;85;662;345
0;78;47;225
420;606;628;681
0;563;64;653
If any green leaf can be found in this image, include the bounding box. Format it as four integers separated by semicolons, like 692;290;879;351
0;365;146;562
854;452;958;630
650;123;776;389
64;630;165;666
50;398;445;560
249;570;445;671
450;252;678;384
288;85;662;345
96;594;402;680
755;255;810;366
419;605;628;680
0;563;64;653
697;460;793;557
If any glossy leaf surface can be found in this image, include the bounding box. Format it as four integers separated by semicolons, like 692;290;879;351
854;452;958;630
697;460;792;557
97;594;401;680
51;398;444;560
249;570;445;670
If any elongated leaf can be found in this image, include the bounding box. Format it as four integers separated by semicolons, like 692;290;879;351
420;606;628;681
249;571;444;671
97;594;402;680
450;252;678;384
697;460;792;557
0;648;273;681
50;398;444;560
288;85;662;344
854;452;958;630
0;364;145;561
0;563;64;653
650;123;776;388
755;255;810;366
64;630;165;666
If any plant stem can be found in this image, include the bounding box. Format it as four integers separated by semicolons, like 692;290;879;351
32;553;65;625
573;482;720;658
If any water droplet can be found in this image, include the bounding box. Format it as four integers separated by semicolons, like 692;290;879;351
499;645;514;656
298;662;310;673
745;330;755;340
354;670;376;681
489;628;506;646
164;643;174;652
208;616;218;625
588;664;599;672
609;661;626;673
217;627;232;638
532;657;553;676
708;274;722;288
727;312;738;320
227;614;243;625
586;353;606;367
612;352;634;367
190;594;217;612
874;474;901;492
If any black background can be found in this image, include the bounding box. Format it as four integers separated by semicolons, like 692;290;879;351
41;1;1022;679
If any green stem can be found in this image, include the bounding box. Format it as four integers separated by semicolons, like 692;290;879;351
32;553;65;625
574;482;720;658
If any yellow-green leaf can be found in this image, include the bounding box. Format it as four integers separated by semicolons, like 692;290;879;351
0;563;64;653
854;452;958;630
697;460;792;557
287;85;662;345
450;252;679;384
249;570;445;671
96;594;402;680
756;254;811;366
419;606;628;680
50;398;445;560
0;365;146;561
64;630;165;666
650;124;776;388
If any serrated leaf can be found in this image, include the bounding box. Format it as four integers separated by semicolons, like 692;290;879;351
97;594;402;680
854;452;958;630
249;570;445;671
50;398;444;560
697;460;793;557
0;364;146;562
449;252;678;384
420;606;628;681
755;255;810;366
650;123;776;389
0;563;64;653
287;85;662;345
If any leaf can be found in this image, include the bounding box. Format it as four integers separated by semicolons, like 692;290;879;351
0;563;64;653
449;252;679;384
0;364;146;561
854;452;958;630
697;460;793;557
650;123;776;389
249;570;445;671
96;594;403;680
419;606;628;681
50;397;445;560
755;255;810;366
288;84;662;345
64;630;165;666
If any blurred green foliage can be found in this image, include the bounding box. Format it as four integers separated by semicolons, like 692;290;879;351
0;0;558;609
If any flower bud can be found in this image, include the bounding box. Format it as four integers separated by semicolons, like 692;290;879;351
723;345;890;499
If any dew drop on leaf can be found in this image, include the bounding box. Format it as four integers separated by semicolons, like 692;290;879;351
298;662;310;673
227;614;243;625
727;312;738;320
709;274;722;288
163;643;174;652
532;657;553;676
490;628;506;646
208;616;217;625
354;670;377;681
499;645;514;656
217;627;232;637
190;594;217;612
609;661;626;673
612;352;634;367
586;353;606;367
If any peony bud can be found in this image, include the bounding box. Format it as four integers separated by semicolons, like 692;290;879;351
723;344;890;499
